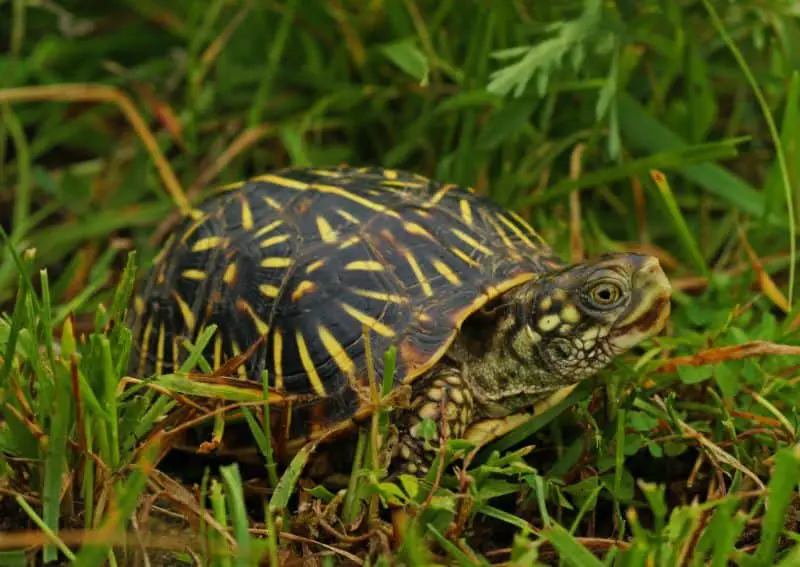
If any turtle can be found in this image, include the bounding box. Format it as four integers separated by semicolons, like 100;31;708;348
129;166;672;475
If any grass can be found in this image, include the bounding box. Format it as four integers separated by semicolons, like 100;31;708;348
1;0;800;564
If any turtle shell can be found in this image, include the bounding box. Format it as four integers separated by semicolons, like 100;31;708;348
129;166;564;443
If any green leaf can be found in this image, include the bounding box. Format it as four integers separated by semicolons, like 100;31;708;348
617;93;773;222
541;523;605;567
677;364;713;384
381;40;429;84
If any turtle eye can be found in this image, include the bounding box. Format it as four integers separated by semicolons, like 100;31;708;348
588;281;623;308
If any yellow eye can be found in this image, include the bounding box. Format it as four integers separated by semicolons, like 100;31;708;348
589;282;622;307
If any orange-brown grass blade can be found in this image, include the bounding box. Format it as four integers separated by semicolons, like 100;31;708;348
0;84;191;216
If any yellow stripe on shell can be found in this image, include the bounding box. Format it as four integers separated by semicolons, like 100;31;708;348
260;257;294;268
340;302;395;337
171;291;196;331
432;260;461;285
239;197;254;230
252;173;309;191
138;317;154;376
316;216;338;243
450;228;493;256
318;324;356;377
401;249;433;296
295;331;327;396
254;220;283;238
345;260;383;271
182;269;207;280
459;199;474;226
236;299;270;335
260;234;291;248
273;329;284;390
223;263;237;284
259;283;281;298
155;324;166;376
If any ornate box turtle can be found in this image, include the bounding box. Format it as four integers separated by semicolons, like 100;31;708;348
129;166;672;474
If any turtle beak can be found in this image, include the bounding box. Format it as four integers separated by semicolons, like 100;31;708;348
611;256;672;348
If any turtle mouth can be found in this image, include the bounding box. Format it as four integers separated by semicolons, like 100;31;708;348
613;293;671;337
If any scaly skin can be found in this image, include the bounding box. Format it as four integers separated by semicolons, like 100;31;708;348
393;252;672;474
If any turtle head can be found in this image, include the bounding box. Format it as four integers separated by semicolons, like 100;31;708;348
522;252;672;383
460;252;672;416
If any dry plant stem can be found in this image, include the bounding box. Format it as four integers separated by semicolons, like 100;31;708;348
189;124;274;194
656;341;800;373
0;84;191;215
650;395;765;491
569;143;585;262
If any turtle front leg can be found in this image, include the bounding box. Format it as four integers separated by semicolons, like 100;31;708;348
394;366;475;476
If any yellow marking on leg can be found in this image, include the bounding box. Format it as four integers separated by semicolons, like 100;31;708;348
155;324;166;376
336;208;360;224
192;236;227;252
306;259;326;273
539;297;552;311
273;329;284;390
254;220;283;238
223;263;237;285
239;196;254;231
259;283;281;298
291;280;317;303
432;260;461;285
252;173;310;191
295;331;327;396
345;260;383;271
450;228;493;256
316;216;338;243
182;269;207;280
459;199;474;226
340;302;395;337
318;325;355;377
402;250;433;296
450;247;481;267
171;291;196;331
236;299;270;335
260;257;293;268
403;222;435;240
353;289;407;302
260;234;291;248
